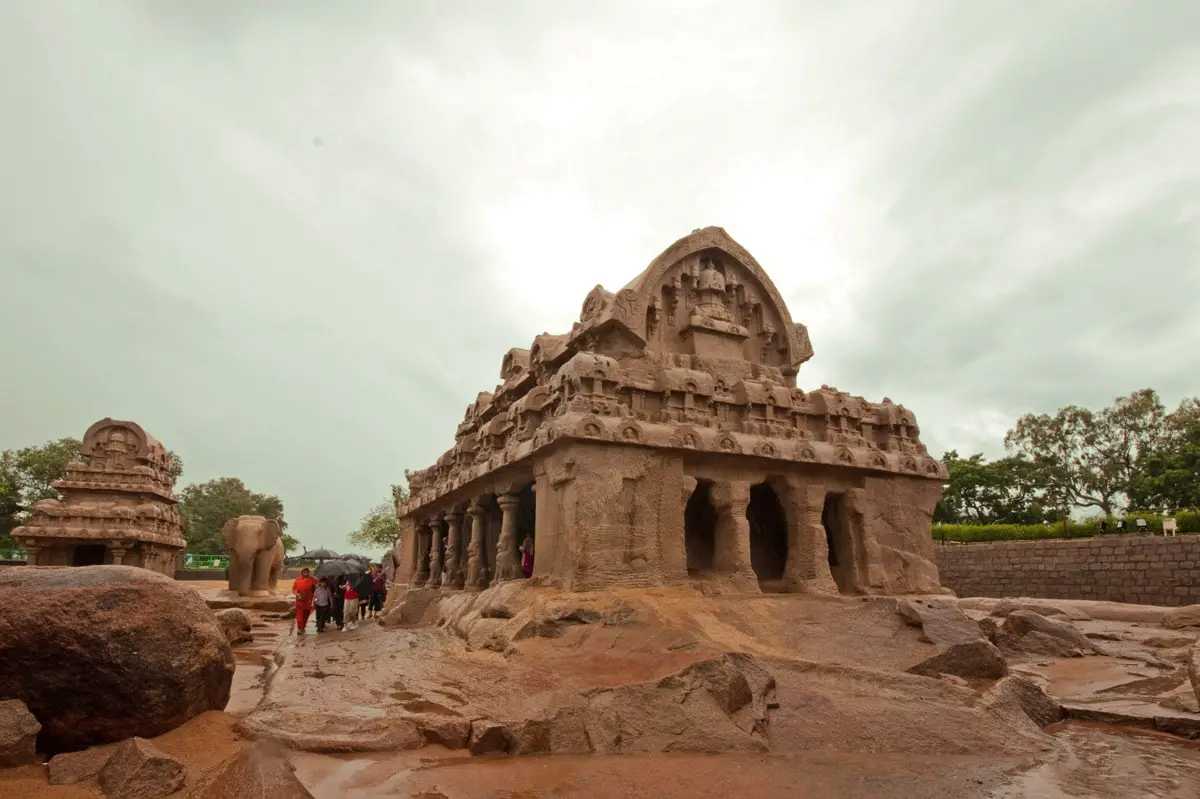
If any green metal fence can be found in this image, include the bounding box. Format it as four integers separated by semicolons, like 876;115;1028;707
182;554;228;569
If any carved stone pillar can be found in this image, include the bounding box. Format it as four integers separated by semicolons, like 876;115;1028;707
494;493;523;582
445;512;464;589
110;544;127;566
465;500;488;590
22;543;41;566
711;480;760;593
783;483;839;595
413;523;431;587
846;488;877;592
428;514;446;589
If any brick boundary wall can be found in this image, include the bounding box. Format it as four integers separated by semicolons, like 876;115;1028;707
934;534;1200;606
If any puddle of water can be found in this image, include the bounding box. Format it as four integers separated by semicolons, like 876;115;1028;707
225;615;290;716
992;721;1200;799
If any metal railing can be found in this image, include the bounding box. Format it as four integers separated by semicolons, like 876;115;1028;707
182;554;229;569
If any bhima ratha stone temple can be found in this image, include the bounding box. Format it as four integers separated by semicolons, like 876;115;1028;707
397;227;949;595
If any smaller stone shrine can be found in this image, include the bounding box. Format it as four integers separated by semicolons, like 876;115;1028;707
12;418;185;575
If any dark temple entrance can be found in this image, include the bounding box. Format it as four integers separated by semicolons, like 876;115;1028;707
684;481;717;575
516;484;536;578
822;493;855;594
72;544;107;567
748;482;788;590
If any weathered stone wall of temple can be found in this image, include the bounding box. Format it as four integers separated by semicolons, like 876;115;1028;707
858;475;944;594
935;536;1200;606
540;443;686;591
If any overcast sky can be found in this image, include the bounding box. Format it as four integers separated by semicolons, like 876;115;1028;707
2;1;1198;554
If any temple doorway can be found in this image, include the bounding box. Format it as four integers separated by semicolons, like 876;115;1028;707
748;482;788;590
516;485;536;578
72;544;106;567
684;481;717;575
822;493;855;594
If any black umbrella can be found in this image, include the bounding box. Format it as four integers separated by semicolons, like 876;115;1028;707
315;559;367;579
304;548;340;561
340;553;372;564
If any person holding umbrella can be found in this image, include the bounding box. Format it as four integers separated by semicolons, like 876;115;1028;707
314;559;368;630
332;574;346;631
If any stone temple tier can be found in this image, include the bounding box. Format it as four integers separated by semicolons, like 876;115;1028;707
397;227;949;595
13;418;185;575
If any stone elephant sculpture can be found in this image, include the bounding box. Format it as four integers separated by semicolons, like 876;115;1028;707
221;515;286;597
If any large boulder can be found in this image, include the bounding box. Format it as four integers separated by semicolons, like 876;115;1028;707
98;737;186;799
213;609;253;646
0;566;234;753
0;698;41;767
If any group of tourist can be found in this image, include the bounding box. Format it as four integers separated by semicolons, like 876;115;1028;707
290;563;388;635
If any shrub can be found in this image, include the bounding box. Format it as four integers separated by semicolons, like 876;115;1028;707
932;509;1200;542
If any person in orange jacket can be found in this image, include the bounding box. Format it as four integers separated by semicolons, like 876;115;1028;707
291;567;318;635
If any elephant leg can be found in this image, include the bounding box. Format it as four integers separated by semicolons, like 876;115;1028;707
249;550;273;596
228;554;252;596
267;540;285;593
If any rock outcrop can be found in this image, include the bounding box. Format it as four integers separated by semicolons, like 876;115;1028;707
0;566;234;753
48;744;118;785
898;598;1009;679
242;651;774;757
0;698;41;767
468;720;509;755
213;609;253;646
1188;642;1200;710
992;610;1099;658
187;744;312;799
980;675;1063;731
1164;605;1200;630
98;737;186;799
987;598;1091;621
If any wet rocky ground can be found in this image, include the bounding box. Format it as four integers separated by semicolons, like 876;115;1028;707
5;586;1200;798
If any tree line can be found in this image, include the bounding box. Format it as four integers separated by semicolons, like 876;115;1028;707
0;439;295;555
937;388;1200;525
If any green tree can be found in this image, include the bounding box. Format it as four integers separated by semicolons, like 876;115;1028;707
1004;388;1166;516
348;490;405;551
935;451;1052;525
1129;398;1200;511
177;477;287;555
0;437;82;548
